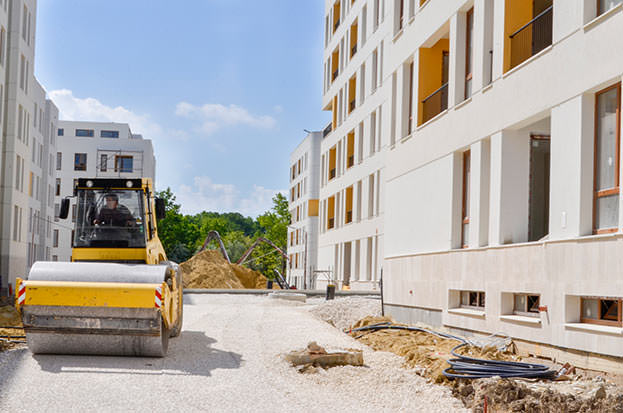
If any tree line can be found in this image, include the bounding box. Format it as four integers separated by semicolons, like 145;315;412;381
155;188;290;279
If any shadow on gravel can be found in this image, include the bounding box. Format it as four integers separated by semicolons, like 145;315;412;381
32;331;242;377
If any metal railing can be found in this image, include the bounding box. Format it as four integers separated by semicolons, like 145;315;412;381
323;122;332;138
349;99;356;112
329;168;336;180
346;211;353;223
351;44;357;57
509;6;552;70
487;50;493;85
334;19;340;32
328;218;335;229
347;155;354;168
421;83;448;124
332;69;339;81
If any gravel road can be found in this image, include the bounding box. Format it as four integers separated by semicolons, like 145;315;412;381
0;294;466;412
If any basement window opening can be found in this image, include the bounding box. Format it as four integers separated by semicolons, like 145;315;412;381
460;290;485;310
581;297;622;327
513;294;540;317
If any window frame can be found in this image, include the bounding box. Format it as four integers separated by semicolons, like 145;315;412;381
75;128;94;137
460;290;485;310
465;8;474;100
100;130;119;138
581;297;623;327
461;150;470;248
513;293;540;318
593;82;621;234
597;0;623;16
74;153;87;171
114;155;133;173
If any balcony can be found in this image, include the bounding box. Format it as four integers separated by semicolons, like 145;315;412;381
421;83;448;124
323;122;332;138
509;6;552;70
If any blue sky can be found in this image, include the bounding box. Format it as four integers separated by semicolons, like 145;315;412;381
35;0;330;216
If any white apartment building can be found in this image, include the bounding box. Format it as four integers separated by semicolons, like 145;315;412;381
287;131;322;289
314;0;623;365
52;121;156;262
372;0;623;366
317;0;390;291
0;0;60;294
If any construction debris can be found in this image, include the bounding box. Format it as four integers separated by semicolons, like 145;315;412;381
284;342;364;373
349;316;519;383
454;377;623;413
181;249;268;289
310;296;382;331
0;304;25;351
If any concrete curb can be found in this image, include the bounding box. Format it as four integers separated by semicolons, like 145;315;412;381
184;289;381;297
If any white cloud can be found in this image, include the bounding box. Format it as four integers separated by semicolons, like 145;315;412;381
49;89;164;138
177;176;284;217
175;102;276;135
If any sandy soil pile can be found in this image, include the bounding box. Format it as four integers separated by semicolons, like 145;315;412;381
0;305;24;351
181;249;267;289
349;316;518;384
454;377;623;412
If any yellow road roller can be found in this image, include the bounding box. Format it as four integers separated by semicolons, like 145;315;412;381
15;178;183;357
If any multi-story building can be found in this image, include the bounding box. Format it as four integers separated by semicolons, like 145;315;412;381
317;0;390;290
287;131;322;289
0;0;60;294
52;121;156;262
377;0;623;367
315;0;623;366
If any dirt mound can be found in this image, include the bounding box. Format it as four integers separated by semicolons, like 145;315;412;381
350;317;518;383
454;377;623;412
181;249;268;289
231;263;267;289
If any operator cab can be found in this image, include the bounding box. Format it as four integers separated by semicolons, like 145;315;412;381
58;178;166;249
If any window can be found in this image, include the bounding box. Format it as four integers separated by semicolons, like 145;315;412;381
52;255;58;262
327;195;336;229
56;152;62;170
115;155;133;173
581;297;622;327
100;154;108;172
328;146;337;180
100;130;119;138
513;294;540;317
598;0;623;15
57;128;64;136
465;8;474;100
345;186;353;224
53;229;59;248
13;205;19;241
594;83;621;233
0;27;5;67
461;150;471;248
347;132;355;168
407;61;414;134
55;178;61;196
74;153;87;171
75;129;94;137
460;291;485;310
19;54;25;90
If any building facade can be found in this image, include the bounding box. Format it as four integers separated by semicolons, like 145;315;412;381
317;0;390;290
287;131;322;289
0;0;60;294
316;0;623;363
52;121;156;262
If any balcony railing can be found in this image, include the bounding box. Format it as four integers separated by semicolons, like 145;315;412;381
349;99;356;112
328;218;335;229
421;83;448;124
346;211;352;224
329;168;336;180
351;44;357;57
509;6;552;70
323;122;332;138
347;155;354;168
332;69;339;81
334;19;340;32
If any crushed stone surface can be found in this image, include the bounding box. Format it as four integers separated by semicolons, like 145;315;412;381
0;294;466;412
309;296;382;331
181;249;267;289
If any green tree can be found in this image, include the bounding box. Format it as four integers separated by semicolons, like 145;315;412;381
250;193;290;278
156;188;200;263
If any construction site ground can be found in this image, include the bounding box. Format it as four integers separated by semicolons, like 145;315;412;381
0;294;465;412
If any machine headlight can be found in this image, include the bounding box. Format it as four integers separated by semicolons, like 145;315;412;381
86;180;93;187
126;180;134;188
